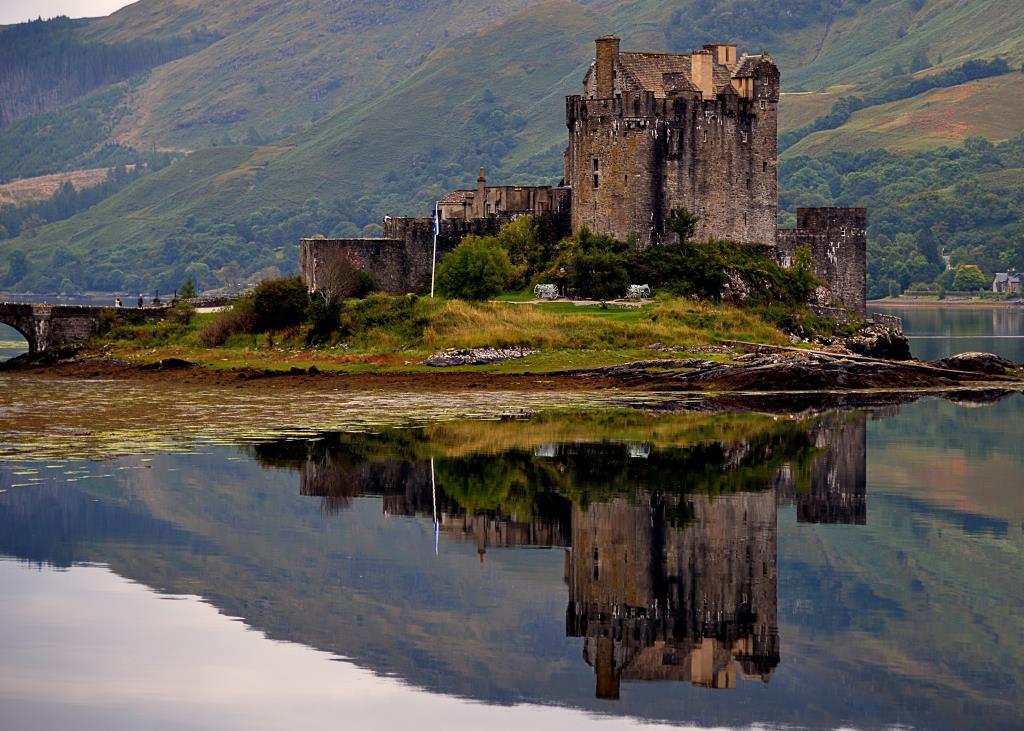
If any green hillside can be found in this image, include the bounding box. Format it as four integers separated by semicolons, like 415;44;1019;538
2;0;1024;295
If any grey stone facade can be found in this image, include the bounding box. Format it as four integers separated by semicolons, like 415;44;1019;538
566;37;779;248
775;208;868;315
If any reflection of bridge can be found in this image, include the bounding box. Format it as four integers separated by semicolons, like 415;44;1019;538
0;302;167;353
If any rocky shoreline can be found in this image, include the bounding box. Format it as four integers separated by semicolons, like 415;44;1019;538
2;341;1021;405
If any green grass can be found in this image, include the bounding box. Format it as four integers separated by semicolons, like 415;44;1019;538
85;295;789;374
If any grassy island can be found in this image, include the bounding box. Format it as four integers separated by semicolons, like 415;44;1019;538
85;293;812;375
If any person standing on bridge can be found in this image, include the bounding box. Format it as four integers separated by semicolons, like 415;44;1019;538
115;297;122;308
138;294;143;308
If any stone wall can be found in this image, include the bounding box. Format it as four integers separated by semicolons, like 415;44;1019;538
776;207;867;314
301;213;570;295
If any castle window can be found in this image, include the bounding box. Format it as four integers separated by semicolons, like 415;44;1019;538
759;100;767;110
744;213;748;225
740;131;748;143
593;174;600;189
763;160;768;173
624;175;628;187
592;158;599;171
746;178;751;190
703;129;707;143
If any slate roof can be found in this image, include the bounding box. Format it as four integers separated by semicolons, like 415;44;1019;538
617;52;695;97
439;190;472;204
732;54;769;78
615;51;745;98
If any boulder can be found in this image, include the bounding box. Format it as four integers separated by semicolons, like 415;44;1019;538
929;352;1017;374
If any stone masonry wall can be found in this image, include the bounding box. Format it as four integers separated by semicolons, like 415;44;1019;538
301;213;570;295
776;207;867;314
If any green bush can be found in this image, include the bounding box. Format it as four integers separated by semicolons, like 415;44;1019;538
496;216;560;287
251;276;310;331
197;298;256;346
337;294;430;343
436;235;514;300
306;297;340;346
568;251;629;300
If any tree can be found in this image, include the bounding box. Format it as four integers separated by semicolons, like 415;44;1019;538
436;235;514;300
666;208;699;244
178;277;197;299
250;276;310;331
951;264;988;292
3;250;27;285
568;251;629;300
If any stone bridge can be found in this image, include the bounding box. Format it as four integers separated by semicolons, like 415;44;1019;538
0;302;168;354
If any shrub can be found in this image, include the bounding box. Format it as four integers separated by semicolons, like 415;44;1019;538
166;301;196;325
568;251;629;300
306;297;340;346
251;276;309;331
95;308;119;335
496;216;560;287
337;294;431;345
197;298;256;346
436;235;515;300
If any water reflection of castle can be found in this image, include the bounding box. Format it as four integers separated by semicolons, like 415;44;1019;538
263;412;866;698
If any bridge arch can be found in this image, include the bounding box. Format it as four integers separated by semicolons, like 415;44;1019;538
0;303;39;354
0;321;32;360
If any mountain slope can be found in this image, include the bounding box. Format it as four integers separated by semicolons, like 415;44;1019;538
2;2;603;292
82;0;563;151
2;0;1024;295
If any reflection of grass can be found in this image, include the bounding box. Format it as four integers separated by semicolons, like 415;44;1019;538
87;295;786;374
250;409;823;519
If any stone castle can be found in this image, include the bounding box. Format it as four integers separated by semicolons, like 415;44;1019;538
301;36;866;313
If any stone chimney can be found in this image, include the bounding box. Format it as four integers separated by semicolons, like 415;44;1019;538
474;166;487;218
703;43;737;70
690;49;714;99
595;35;620;99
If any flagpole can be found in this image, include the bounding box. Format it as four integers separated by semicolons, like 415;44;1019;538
430;201;439;298
431;457;439;555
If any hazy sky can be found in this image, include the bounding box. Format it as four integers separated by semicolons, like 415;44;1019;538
0;1;134;25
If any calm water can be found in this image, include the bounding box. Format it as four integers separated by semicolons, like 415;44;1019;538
0;306;1022;730
870;304;1024;362
0;374;1021;731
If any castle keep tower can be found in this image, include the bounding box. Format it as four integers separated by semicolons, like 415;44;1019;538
565;36;780;247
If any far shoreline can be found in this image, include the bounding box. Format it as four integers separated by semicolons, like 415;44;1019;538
869;298;1023;309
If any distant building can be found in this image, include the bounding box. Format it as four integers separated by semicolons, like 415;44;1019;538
992;272;1021;294
437;168;569;221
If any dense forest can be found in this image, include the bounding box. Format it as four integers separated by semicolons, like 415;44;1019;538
0;17;215;128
